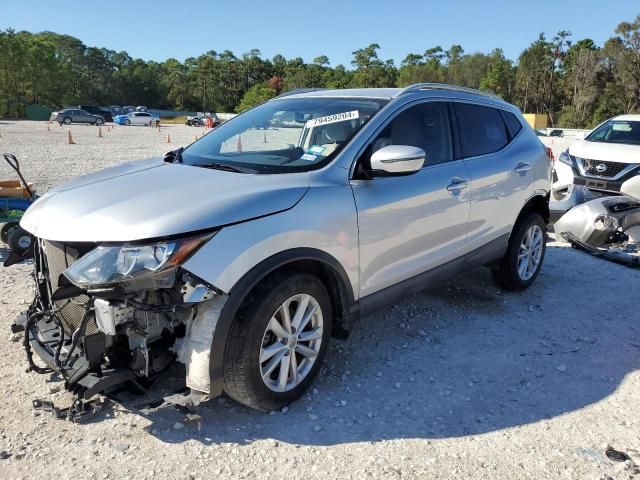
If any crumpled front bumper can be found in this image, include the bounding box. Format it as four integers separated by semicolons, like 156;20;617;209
15;309;136;400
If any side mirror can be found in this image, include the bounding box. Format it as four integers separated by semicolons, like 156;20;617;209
370;145;425;176
575;131;587;141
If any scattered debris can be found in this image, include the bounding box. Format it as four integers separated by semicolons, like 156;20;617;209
605;447;631;462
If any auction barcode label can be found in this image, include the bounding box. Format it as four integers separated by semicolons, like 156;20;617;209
306;110;359;128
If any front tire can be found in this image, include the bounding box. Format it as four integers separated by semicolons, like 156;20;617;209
96;118;104;126
223;272;332;411
63;117;71;125
125;119;131;125
492;212;546;291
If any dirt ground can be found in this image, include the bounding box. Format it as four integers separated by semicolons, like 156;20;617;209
0;121;639;480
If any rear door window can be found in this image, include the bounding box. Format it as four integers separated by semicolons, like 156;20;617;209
454;103;509;157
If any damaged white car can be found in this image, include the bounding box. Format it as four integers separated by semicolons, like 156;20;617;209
6;85;551;413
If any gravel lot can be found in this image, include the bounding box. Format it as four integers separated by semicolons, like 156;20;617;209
1;121;639;480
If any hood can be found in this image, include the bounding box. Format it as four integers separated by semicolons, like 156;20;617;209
21;158;309;242
569;140;640;164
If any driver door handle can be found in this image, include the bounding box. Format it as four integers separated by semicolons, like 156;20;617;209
446;178;468;193
515;162;532;173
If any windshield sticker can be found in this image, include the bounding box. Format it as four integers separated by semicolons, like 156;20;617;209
300;153;317;162
612;122;632;132
306;110;359;128
308;145;326;155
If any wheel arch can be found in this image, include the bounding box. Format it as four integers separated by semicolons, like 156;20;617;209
208;248;355;397
516;193;550;228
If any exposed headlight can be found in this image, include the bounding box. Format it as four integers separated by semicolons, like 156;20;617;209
63;233;213;288
558;150;575;167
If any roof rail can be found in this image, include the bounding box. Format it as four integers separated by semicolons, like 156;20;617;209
272;88;328;100
396;83;502;100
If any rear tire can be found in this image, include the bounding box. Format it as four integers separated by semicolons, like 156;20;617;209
96;118;104;126
492;212;546;291
223;272;332;411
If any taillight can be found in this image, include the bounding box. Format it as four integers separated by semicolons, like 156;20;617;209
544;146;555;164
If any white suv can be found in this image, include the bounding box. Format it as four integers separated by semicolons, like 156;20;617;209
12;84;552;412
555;114;640;195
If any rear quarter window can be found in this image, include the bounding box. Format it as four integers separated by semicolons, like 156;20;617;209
454;103;509;157
501;111;523;139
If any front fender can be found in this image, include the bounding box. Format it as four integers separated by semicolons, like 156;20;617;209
182;184;359;297
181;184;359;397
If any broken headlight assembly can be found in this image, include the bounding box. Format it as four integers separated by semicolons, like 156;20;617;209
63;233;214;289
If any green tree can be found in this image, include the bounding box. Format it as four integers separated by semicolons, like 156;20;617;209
480;49;515;100
3;13;640;122
350;44;396;87
235;83;277;113
397;47;444;86
615;15;640;112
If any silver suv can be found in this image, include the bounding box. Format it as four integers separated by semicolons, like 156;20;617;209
14;84;551;411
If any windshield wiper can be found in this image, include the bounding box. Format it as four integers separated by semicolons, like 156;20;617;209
200;162;256;174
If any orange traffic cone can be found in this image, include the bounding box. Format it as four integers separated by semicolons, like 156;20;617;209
97;126;103;138
236;134;242;152
194;135;198;142
157;125;161;133
166;133;171;143
67;128;75;145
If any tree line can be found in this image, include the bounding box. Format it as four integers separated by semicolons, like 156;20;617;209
0;14;638;128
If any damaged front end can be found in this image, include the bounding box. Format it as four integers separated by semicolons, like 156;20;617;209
13;234;226;405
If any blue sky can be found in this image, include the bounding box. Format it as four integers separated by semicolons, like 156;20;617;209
2;1;638;66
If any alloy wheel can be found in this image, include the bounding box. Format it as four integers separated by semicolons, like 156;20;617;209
259;293;324;392
517;224;544;281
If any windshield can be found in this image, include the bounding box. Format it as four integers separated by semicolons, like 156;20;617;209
181;97;387;173
586;120;640;146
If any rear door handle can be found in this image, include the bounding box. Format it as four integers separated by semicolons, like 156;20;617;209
446;178;468;193
515;162;532;173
